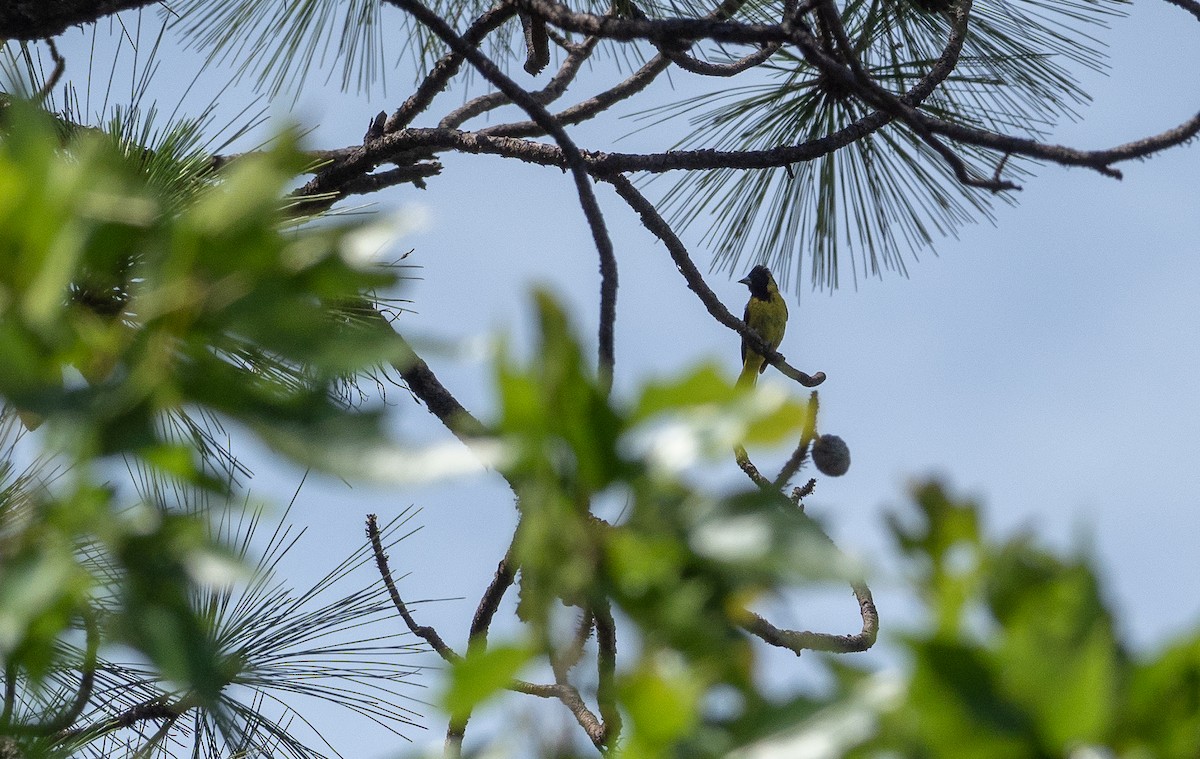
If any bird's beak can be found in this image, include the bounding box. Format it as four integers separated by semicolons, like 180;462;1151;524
738;276;750;285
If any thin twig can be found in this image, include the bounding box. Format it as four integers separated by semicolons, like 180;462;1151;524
734;444;774;487
367;513;461;662
482;54;672;139
35;39;66;103
773;390;819;488
792;478;816;503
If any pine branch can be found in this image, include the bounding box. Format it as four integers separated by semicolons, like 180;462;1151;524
0;0;161;40
384;0;620;391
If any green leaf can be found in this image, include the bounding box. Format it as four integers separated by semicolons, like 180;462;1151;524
904;638;1038;759
1123;633;1200;759
618;653;707;756
442;645;533;722
986;542;1122;746
632;362;735;421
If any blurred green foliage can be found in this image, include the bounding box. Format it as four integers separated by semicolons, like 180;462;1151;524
0;97;1197;759
0;98;411;752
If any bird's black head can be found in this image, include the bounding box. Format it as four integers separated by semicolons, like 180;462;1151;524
739;264;774;299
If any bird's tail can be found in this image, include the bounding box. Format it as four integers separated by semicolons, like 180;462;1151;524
736;355;763;388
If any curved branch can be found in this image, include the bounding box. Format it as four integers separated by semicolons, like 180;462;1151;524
732;442;878;653
2;612;98;737
513;679;608;748
741;579;878;653
661;41;781;77
368;514;461;663
508;0;790;44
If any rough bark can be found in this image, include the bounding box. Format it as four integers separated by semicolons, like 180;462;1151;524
1;0;162;41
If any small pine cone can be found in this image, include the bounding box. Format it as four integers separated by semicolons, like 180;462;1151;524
812;434;850;477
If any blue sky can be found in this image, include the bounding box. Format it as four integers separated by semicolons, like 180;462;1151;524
43;0;1200;754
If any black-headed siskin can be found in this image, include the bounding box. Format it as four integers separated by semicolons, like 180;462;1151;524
737;265;788;387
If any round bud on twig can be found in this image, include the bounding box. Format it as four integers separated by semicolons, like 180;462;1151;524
812;434;850;477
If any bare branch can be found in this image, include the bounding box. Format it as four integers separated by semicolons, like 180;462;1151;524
388;329;491;443
34;38;65;102
774;391;819;489
482;53;672;139
507;0;791;45
467;549;517;654
338;161;442;196
367;514;461;662
734;444;775;488
741;580;878;654
918;110;1200;180
662;42;781;77
514;680;609;748
0;1;161;40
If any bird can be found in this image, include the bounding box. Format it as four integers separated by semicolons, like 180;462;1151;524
736;265;788;387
